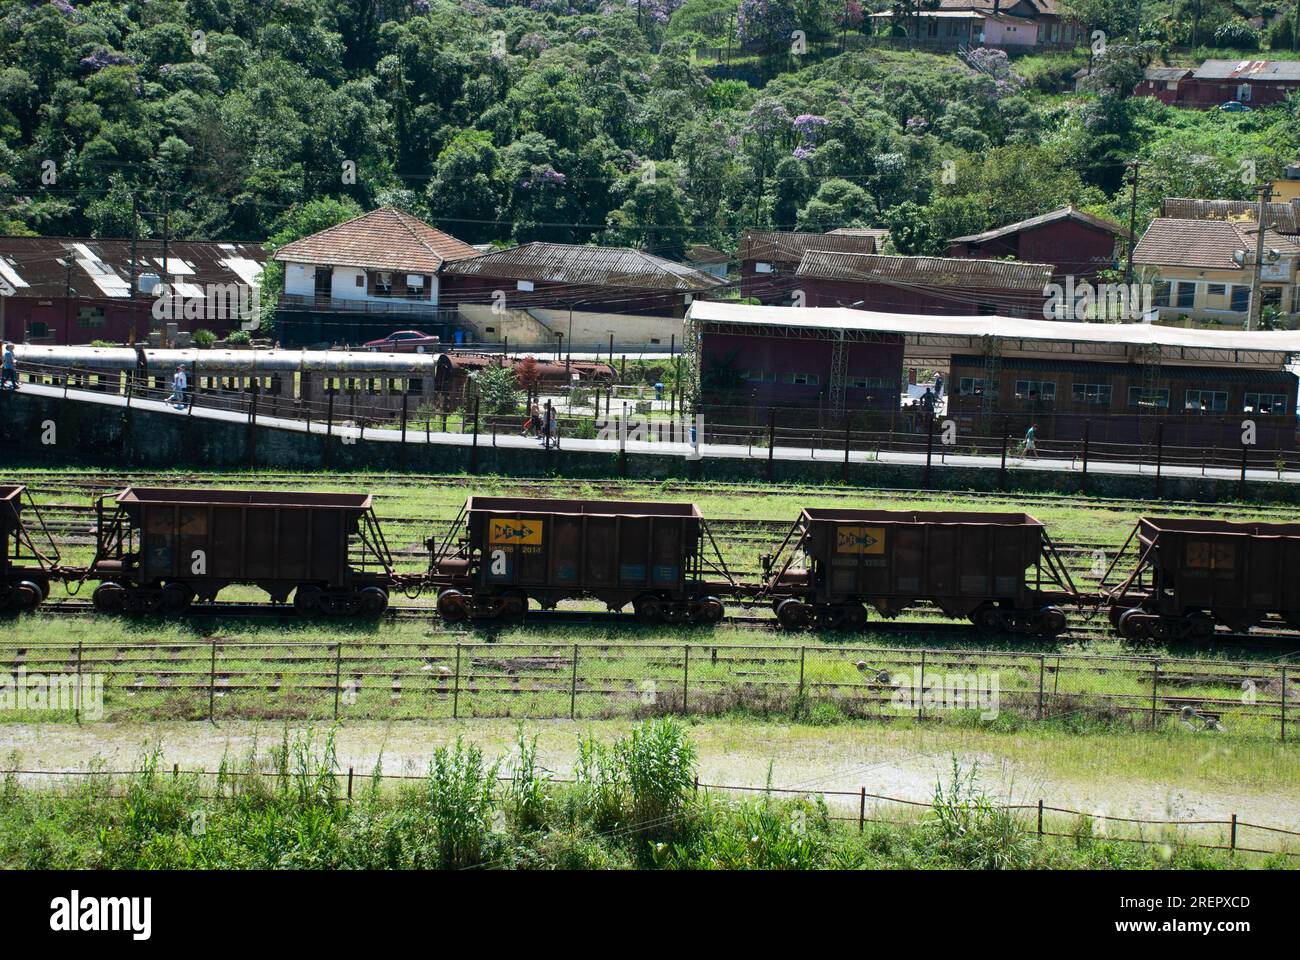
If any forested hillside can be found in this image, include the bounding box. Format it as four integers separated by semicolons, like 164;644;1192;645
1;0;1298;258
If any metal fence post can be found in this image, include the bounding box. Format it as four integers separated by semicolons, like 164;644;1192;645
924;409;934;488
324;389;334;468
1239;444;1248;500
1281;664;1288;742
1037;654;1045;720
570;643;578;719
1230;813;1237;852
333;642;343;720
1080;419;1090;492
453;642;461;719
470;398;480;474
858;787;866;832
999;419;1009;489
1150;659;1160;730
1037;798;1044;836
75;640;83;723
842;419;850;482
682;644;690;713
798;646;806;702
918;649;926;720
767;409;775;481
208;638;218;722
1154;423;1164;498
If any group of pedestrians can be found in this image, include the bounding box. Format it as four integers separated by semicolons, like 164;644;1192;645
520;397;557;448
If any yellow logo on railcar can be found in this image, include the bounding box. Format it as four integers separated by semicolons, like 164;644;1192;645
489;518;543;546
835;526;885;555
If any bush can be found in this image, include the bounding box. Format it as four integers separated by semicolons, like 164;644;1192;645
192;329;216;349
225;329;252;347
470;363;523;415
1213;20;1261;49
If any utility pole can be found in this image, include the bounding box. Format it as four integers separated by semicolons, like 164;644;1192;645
1124;159;1141;286
1246;183;1275;332
129;192;139;299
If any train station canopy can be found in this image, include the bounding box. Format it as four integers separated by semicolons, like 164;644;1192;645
686;301;1300;365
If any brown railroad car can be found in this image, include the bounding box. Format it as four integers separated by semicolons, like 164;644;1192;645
430;496;730;623
0;485;57;612
87;487;396;616
762;508;1076;633
1107;517;1300;640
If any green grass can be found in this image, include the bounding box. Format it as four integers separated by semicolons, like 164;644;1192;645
2;721;1289;869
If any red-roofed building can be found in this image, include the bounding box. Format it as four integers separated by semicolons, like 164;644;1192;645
947;207;1129;280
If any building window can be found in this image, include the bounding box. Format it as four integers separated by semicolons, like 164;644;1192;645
1230;286;1250;312
754;262;773;274
1185;389;1228;412
373;272;393;296
409;378;423;395
1128;387;1170;408
1244;393;1287;414
740;370;776;383
849;376;891;389
28;322;48;339
977;303;997;315
1207;283;1226;297
958;377;984;397
1174;282;1195;308
355;274;364;288
77;306;106;327
1153;282;1171;307
406;274;426;299
1072;383;1112;405
782;372;819;386
1014;380;1056;402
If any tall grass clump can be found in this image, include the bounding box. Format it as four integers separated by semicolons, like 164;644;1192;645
423;737;501;869
920;758;1034;869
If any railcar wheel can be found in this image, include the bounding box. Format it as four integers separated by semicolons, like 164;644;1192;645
499;590;528;623
1036;606;1068;637
92;582;127;614
971;604;1004;634
358;586;389;618
633;595;664;624
689;596;725;625
294;585;323;616
1183;613;1215;642
841;603;868;631
1117;607;1150;642
160;583;194;615
776;598;814;630
436;589;469;622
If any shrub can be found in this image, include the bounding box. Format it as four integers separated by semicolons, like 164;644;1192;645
225;329;252;346
471;362;523;415
192;328;217;349
1213;20;1261;49
424;738;500;869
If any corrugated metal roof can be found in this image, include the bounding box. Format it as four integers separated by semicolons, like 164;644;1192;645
1160;198;1300;235
12;345;437;373
273;207;480;273
949;354;1295;382
686;300;1300;354
1133;218;1300;270
1143;67;1192;81
440;242;725;291
737;229;876;263
0;237;266;300
1192;59;1300;81
950;206;1130;245
795;251;1054;290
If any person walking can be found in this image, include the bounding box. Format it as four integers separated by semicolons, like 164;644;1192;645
1024;422;1040;459
169;363;188;409
541;402;557;449
521;396;539;437
932;372;944;399
1;343;18;391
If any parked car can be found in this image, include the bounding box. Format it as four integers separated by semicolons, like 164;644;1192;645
1219;101;1252;113
362;330;441;353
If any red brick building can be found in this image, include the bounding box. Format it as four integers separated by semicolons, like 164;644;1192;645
737;229;877;304
1133;60;1300;109
0;237;265;346
947;207;1128;280
793;252;1054;317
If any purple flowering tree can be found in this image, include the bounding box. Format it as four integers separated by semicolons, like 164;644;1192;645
737;0;800;53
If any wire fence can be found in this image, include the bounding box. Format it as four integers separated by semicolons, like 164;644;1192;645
9;360;1299;484
6;761;1299;859
1;640;1293;739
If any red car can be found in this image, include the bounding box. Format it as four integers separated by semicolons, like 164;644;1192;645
362;330;441;353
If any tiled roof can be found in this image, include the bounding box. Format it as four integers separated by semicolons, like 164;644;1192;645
795;251;1054;290
1143;67;1193;81
0;236;266;299
1132;218;1300;270
738;229;876;263
272;207;480;273
440;242;725;291
949;206;1130;244
1160;198;1300;235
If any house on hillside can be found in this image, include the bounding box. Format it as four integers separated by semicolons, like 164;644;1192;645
438;241;725;350
1133;60;1300;109
272;206;479;347
683;245;730;278
947;207;1129;280
868;0;1082;50
1132;217;1300;325
1128;66;1193;104
793;251;1054;317
1161;197;1300;237
0;236;265;346
737;229;877;304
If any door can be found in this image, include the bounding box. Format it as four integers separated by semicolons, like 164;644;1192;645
314;267;333;305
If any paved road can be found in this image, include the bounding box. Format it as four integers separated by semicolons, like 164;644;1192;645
13;382;1296;486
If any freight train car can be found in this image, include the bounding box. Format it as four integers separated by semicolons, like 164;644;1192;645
430;496;732;623
1106;517;1300;641
86;487;398;616
760;509;1076;634
0;485;58;613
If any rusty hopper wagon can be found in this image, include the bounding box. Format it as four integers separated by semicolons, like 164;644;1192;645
0;485;58;612
87;488;396;616
1105;517;1300;641
761;509;1076;633
430;496;732;623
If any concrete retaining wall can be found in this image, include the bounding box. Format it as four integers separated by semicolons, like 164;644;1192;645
0;388;1292;504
